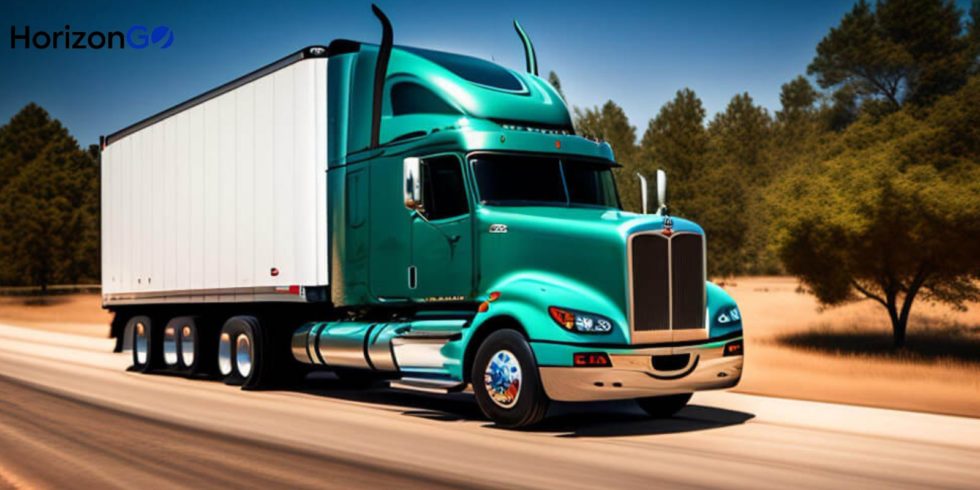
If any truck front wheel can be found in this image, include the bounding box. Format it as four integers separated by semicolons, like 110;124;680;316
635;393;692;418
471;329;549;429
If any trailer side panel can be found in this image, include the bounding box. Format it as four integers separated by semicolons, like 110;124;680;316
101;58;328;306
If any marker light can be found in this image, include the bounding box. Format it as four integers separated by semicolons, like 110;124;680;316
548;307;614;334
723;339;743;357
478;291;501;313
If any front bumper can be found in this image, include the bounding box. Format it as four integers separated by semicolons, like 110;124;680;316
533;338;743;402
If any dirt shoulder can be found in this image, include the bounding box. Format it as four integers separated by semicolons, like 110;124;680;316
725;277;980;418
0;294;111;338
1;282;977;417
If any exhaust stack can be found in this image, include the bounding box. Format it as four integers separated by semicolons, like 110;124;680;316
513;20;538;76
370;4;393;149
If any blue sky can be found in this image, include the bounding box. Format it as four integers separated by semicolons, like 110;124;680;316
0;0;974;147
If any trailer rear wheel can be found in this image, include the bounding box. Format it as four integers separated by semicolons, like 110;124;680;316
127;315;160;373
471;329;549;429
635;393;692;418
219;316;276;389
167;316;208;377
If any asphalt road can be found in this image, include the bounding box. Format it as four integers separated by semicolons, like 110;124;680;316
0;323;978;489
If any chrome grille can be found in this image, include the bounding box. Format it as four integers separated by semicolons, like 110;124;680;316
631;235;670;332
670;233;705;330
629;232;706;342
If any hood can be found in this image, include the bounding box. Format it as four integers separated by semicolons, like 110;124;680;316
476;205;704;312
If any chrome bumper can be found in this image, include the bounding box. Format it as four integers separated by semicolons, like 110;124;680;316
538;342;742;402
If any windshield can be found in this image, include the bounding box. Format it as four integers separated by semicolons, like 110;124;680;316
471;155;621;209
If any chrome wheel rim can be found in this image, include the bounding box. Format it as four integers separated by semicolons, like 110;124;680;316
163;325;178;366
218;332;232;376
484;350;522;408
179;325;195;367
134;322;148;365
235;334;253;378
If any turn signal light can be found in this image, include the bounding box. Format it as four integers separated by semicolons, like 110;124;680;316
573;352;611;367
548;306;614;334
548;306;576;329
724;339;743;357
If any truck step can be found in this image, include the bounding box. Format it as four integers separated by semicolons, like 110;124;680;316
389;377;465;394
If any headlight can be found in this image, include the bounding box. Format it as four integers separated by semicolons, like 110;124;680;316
715;307;741;325
548;306;614;334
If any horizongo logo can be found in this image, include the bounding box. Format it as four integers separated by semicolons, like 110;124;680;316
9;25;174;49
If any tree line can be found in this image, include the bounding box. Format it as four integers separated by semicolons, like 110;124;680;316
0;104;100;292
562;0;980;346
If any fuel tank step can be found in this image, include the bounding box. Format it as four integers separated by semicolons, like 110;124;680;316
291;317;469;377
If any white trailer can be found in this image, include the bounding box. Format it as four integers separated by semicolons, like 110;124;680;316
101;52;329;306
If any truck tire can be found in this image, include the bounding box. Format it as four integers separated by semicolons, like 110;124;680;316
635;393;692;418
128;315;160;373
171;316;209;377
471;329;549;429
219;316;277;390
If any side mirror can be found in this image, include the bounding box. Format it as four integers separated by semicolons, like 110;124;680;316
403;157;422;210
655;169;667;215
635;172;649;214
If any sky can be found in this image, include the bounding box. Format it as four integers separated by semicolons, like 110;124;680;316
0;0;974;147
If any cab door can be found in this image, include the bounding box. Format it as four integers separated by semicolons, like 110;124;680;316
405;155;473;300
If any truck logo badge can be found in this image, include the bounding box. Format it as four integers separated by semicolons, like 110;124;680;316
662;216;673;236
489;224;508;234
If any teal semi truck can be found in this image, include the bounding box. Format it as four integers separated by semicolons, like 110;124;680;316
100;6;743;427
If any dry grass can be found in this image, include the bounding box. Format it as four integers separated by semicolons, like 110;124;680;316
0;294;111;337
776;321;980;367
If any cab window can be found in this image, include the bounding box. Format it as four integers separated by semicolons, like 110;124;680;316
421;156;469;220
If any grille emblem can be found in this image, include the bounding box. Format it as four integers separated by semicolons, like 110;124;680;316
662;216;674;236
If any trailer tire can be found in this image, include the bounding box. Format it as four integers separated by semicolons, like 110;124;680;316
219;316;278;390
128;315;160;373
471;329;549;429
169;316;210;377
635;393;692;418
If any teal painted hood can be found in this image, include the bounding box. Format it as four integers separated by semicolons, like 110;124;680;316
476;206;703;305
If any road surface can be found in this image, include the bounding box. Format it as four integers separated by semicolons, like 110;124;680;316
0;322;977;489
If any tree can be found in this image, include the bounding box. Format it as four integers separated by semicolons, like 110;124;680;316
573;101;640;211
770;78;980;347
694;93;774;276
776;76;819;125
0;103;68;191
639;89;708;217
969;0;980;73
547;71;566;101
0;104;100;290
808;0;972;114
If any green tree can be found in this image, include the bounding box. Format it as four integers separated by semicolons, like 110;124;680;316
547;70;566;101
639;88;708;217
969;0;980;73
0;104;100;290
808;0;972;113
697;93;773;276
573;101;640;211
0;103;68;191
770;78;980;347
